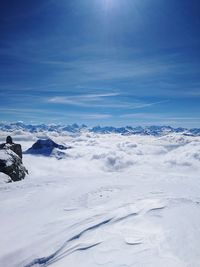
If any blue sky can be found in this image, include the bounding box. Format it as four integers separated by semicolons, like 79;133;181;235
0;0;200;127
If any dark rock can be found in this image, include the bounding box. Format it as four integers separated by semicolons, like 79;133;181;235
24;138;72;157
0;149;28;182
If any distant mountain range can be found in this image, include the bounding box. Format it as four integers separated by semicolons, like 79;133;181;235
0;122;200;136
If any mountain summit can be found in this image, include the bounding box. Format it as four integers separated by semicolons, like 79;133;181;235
25;138;71;157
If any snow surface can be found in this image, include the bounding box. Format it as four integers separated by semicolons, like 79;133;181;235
0;172;12;184
0;131;200;267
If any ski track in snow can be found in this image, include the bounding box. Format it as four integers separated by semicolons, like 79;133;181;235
0;132;200;267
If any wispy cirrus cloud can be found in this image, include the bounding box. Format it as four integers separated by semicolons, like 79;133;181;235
120;112;200;120
48;93;119;106
47;93;168;109
0;107;113;123
80;113;112;119
41;57;178;84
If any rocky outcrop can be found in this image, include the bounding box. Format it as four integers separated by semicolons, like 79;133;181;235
24;138;72;158
0;149;28;182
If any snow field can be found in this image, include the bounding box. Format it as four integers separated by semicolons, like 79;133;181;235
0;132;200;266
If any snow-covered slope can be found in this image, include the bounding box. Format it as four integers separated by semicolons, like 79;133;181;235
0;132;200;267
0;172;11;184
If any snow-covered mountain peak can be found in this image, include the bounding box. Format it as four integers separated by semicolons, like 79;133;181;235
24;138;71;157
0;122;199;136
